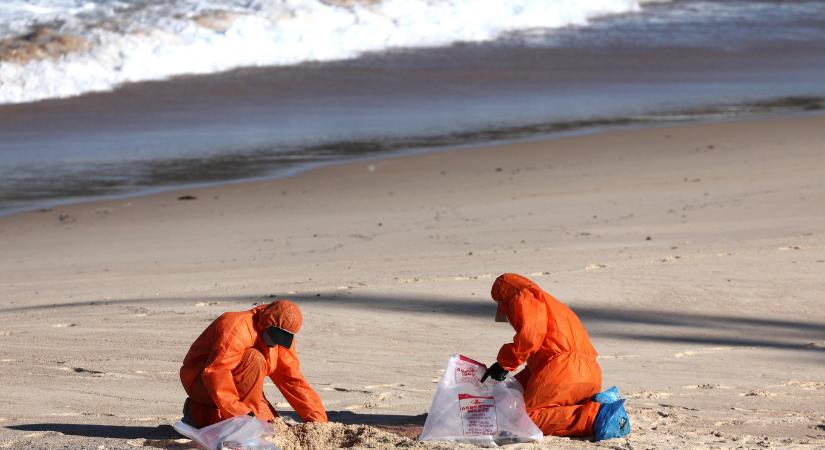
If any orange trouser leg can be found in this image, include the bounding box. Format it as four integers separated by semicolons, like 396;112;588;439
527;400;600;437
186;349;273;427
519;353;602;437
233;348;270;418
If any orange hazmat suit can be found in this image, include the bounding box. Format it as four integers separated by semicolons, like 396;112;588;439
180;300;327;427
491;273;602;437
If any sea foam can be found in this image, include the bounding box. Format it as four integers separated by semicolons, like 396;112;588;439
0;0;665;104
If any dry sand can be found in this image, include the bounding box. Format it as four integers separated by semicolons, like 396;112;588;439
1;115;824;449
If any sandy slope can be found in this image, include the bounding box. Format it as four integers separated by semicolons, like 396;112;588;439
0;115;824;449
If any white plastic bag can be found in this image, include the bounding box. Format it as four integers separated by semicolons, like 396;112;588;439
173;415;279;450
420;354;543;447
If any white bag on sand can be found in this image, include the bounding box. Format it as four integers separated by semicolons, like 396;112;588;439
420;354;543;447
173;415;279;450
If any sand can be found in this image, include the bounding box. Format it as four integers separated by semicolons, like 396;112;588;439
1;115;824;449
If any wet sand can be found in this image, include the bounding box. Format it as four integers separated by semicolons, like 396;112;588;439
1;114;824;449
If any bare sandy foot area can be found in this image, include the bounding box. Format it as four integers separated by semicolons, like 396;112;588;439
1;115;824;449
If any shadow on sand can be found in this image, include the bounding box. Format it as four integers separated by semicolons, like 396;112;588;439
7;423;179;440
5;423;190;449
2;292;823;357
7;411;427;446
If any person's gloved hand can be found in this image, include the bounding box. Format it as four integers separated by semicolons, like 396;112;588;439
480;362;508;382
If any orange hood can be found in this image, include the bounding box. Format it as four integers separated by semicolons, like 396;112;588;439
491;273;545;304
254;300;303;334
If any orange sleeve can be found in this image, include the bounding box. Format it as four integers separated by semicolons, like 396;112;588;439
271;344;328;423
496;289;548;371
201;328;252;418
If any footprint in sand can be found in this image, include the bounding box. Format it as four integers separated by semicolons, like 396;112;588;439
397;272;500;284
362;392;390;409
528;271;553;277
683;383;724;390
450;273;495;281
55;366;105;376
740;390;780;397
627;389;673;400
774;380;825;391
334;386;397;410
395;277;424;284
628;406;673;431
363;383;405;389
692;384;735;391
329;386;370;394
713;419;747;427
338;394;388;410
127;306;151;317
598;354;640;360
674;347;733;358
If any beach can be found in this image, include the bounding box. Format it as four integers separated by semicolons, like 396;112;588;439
2;1;825;447
1;114;823;449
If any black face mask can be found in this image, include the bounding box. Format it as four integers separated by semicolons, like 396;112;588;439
261;326;294;348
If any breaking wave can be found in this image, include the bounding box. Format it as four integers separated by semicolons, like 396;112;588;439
0;0;665;104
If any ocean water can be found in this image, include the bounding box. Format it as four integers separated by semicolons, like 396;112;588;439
0;0;658;104
1;0;825;215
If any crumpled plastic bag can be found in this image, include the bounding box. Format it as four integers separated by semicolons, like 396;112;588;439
420;354;544;447
173;415;279;450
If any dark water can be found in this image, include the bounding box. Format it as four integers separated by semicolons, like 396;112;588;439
1;0;825;216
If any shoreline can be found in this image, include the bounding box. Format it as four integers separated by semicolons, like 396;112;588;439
4;9;825;218
2;97;824;219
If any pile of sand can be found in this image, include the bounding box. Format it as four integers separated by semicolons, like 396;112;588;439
269;420;410;450
267;420;478;450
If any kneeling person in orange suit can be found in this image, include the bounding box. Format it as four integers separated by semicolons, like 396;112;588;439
481;273;629;441
179;300;327;427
